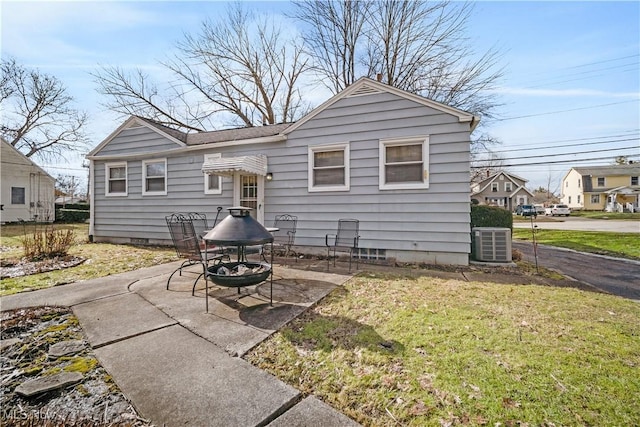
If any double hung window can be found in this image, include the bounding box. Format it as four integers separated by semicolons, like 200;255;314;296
105;162;127;196
308;143;350;192
204;154;222;195
379;136;429;190
142;159;167;195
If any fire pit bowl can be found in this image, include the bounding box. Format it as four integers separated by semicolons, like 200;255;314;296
207;262;271;288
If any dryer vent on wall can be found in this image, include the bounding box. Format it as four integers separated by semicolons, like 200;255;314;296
473;227;512;262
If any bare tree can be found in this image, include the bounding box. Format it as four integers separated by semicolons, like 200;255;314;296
292;0;370;93
93;4;309;130
294;0;503;120
470;150;505;185
1;58;88;160
92;66;206;132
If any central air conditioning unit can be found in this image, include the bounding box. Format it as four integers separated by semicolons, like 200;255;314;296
473;227;512;262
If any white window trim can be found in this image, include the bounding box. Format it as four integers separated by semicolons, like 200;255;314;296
308;143;350;192
204;154;223;195
105;162;128;197
142;158;167;196
379;136;430;190
504;182;512;192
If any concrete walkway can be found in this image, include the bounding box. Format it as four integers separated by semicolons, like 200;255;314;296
0;261;361;426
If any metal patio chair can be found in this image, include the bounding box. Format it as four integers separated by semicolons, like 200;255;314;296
165;213;226;295
271;214;298;261
325;218;360;272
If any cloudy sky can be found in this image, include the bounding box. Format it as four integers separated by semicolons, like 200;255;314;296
2;1;639;192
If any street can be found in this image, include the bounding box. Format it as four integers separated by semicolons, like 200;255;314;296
513;216;639;233
513;241;640;300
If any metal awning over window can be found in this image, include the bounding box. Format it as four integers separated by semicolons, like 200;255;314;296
201;154;267;177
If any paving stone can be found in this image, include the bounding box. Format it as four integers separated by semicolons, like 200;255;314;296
15;372;83;398
268;396;361;426
48;340;86;358
0;337;21;352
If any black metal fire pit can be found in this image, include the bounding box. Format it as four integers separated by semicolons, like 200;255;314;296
202;206;274;312
207;262;271;288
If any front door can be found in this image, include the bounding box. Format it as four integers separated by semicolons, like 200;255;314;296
233;174;264;223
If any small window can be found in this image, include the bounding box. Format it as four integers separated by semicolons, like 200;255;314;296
578;179;581;188
597;177;605;187
204;154;222;195
568;196;571;204
11;187;25;204
105;162;127;196
491;183;498;192
565;181;568;188
142;159;167;196
308;143;350;192
504;182;512;192
632;176;638;186
379;136;429;190
577;195;581;204
591;194;600;203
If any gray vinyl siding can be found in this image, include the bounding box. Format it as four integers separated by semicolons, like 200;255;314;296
265;93;471;258
91;90;472;263
97;126;182;156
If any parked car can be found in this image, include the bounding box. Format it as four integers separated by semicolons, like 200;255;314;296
534;204;546;215
545;204;571;216
515;204;537;217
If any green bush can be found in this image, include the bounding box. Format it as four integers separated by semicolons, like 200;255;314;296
58;203;90;211
470;205;513;229
57;209;90;223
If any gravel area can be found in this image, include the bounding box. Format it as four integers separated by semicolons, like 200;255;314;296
1;306;152;426
0;256;86;279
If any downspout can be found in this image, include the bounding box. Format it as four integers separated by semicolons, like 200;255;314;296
89;160;95;241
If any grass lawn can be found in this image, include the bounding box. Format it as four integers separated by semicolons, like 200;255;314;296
246;273;640;426
0;223;177;296
512;228;640;261
570;211;640;220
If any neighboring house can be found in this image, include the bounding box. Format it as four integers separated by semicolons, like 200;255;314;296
55;196;88;205
471;171;534;211
0;138;56;223
87;77;479;265
562;164;640;212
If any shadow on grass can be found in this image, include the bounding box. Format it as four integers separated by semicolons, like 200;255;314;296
284;313;405;354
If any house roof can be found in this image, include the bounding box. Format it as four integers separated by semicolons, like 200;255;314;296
135;116;188;143
90;77;479;157
186;123;292;146
282;77;480;135
571;164;640;177
1;137;55;181
471;171;529;196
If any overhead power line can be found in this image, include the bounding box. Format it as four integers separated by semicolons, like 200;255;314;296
472;154;640;168
499;129;639;147
497;100;639;121
483;137;639;155
499;146;638;161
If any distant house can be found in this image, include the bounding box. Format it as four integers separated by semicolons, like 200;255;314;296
87;77;480;265
471;171;534;211
1;138;56;223
562;164;640;212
